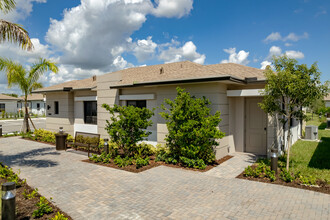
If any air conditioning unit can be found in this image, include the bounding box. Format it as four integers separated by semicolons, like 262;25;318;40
305;125;318;140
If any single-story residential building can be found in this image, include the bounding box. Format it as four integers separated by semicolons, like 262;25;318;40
18;94;46;116
34;61;302;158
325;93;330;108
0;94;21;114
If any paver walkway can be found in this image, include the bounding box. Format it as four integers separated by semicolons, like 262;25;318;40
0;137;329;220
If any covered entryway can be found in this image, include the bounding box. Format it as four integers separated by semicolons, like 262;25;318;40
245;97;267;155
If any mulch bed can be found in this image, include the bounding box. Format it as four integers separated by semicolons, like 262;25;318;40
83;155;233;173
237;166;330;195
0;178;72;220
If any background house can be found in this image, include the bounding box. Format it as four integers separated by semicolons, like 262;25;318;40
325;93;330;108
18;94;46;116
34;61;302;158
0;94;21;115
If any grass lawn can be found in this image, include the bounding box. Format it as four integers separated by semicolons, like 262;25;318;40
289;114;330;181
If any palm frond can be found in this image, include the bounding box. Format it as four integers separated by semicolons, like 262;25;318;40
29;58;58;83
0;0;16;14
0;57;27;89
0;19;33;50
29;82;43;93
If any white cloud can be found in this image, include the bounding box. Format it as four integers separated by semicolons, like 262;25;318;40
260;61;271;70
315;7;327;17
284;43;292;47
285;50;305;59
264;32;282;43
221;48;249;65
283;32;308;42
152;0;193;18
133;36;157;62
269;46;282;56
158;41;205;64
264;32;308;43
0;0;46;22
260;46;305;69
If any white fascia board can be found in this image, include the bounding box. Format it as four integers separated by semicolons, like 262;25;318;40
119;94;155;100
74;96;97;102
227;89;264;97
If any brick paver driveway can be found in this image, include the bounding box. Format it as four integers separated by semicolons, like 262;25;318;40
0;137;329;220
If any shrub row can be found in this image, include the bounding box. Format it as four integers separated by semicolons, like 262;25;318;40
243;160;318;186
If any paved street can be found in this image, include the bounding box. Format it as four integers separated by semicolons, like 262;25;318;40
0;118;46;134
0;137;329;220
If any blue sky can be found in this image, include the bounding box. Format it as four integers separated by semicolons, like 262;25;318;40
0;0;329;94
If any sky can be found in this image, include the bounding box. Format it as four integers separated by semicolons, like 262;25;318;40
0;0;329;95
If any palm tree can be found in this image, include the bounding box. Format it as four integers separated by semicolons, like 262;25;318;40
0;0;33;50
0;57;58;132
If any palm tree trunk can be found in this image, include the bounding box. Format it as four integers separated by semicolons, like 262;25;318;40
24;99;30;133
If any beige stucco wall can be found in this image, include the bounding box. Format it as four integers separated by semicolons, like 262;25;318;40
97;72;121;138
45;92;74;134
228;97;245;152
119;82;231;159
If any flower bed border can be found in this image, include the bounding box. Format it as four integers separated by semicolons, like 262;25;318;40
237;168;330;195
83;155;233;173
0;169;72;219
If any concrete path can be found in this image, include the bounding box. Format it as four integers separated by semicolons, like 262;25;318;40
0;137;329;220
0;118;46;134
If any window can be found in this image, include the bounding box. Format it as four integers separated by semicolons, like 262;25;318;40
127;100;146;108
37;103;40;110
84;101;97;124
54;101;59;115
0;103;5;112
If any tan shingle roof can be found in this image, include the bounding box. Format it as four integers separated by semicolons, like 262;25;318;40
114;61;265;87
33;77;97;93
21;94;44;101
0;94;21;100
206;63;266;80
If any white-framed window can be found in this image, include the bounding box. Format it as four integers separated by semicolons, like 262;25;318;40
84;101;97;124
0;103;5;112
126;100;147;108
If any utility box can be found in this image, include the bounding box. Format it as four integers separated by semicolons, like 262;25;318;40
305;125;318;140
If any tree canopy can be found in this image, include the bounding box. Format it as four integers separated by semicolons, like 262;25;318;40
260;56;329;170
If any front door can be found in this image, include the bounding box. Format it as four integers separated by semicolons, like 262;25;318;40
245;98;267;155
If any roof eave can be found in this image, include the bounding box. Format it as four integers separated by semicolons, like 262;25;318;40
110;76;254;89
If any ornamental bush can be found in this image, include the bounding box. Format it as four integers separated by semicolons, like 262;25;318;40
102;104;154;157
160;87;225;166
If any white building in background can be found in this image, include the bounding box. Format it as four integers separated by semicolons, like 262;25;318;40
0;94;20;114
18;94;46;116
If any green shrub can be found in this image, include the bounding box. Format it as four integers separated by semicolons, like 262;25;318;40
295;171;317;185
0;165;23;186
135;157;150;169
51;212;68;220
132;143;154;159
32;197;53;217
1;111;5;118
280;169;294;182
22;188;38;200
114;156;133;167
244;162;276;182
102;104;154;157
179;156;206;169
160;87;225;166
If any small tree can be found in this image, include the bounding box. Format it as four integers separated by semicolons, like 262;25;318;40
0;57;58;132
160;87;225;165
102;104;154;157
260;56;329;171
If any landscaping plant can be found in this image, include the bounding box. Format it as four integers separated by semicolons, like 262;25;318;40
102;103;154;157
259;56;329;171
159;87;225;169
51;212;68;220
0;57;58;132
32;196;53;217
